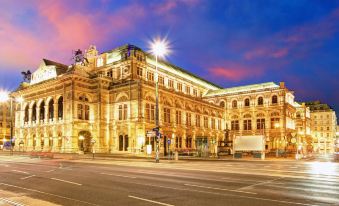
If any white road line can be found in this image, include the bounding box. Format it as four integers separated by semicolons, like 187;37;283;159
133;182;321;206
238;177;284;190
45;169;55;173
128;195;174;206
184;184;257;195
50;178;82;186
21;175;36;180
0;197;25;206
221;177;261;183
0;182;98;205
100;173;136;179
11;170;29;174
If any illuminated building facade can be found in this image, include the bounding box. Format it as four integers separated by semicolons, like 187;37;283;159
306;101;337;154
295;102;312;153
203;82;297;152
12;45;225;154
0;102;10;147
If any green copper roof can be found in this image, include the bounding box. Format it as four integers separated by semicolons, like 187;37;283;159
204;82;280;97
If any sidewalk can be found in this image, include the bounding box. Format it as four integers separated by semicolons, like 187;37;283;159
0;150;305;162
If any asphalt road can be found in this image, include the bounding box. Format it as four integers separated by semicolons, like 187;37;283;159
0;156;338;206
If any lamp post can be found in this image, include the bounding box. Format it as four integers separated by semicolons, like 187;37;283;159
0;91;24;155
150;38;169;163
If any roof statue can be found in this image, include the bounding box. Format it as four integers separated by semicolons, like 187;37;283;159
72;49;89;66
21;70;32;82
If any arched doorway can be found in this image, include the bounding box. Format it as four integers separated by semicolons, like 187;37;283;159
78;131;92;153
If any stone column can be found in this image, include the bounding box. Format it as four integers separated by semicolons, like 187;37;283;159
54;103;58;122
44;104;48;124
28;108;32;125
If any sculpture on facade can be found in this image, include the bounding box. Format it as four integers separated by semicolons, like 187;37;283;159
21;70;32;82
72;49;89;66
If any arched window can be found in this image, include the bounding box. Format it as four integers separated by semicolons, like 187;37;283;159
58;97;63;119
48;99;54;119
78;95;90;120
272;95;278;104
220;101;225;108
32;103;37;122
39;101;45;120
244;98;250;107
243;114;252;131
24;105;29;123
258;97;263;106
232;100;237;108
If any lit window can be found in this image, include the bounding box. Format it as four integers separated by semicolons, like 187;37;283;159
176;110;182;124
243;119;252;130
168;79;174;88
232;100;237;108
258;97;263;105
177;83;182;92
244;98;250;107
137;67;143;77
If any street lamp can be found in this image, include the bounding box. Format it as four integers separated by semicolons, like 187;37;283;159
150;37;169;163
0;90;24;155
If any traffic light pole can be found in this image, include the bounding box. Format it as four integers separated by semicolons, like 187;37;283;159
155;55;160;163
9;97;14;156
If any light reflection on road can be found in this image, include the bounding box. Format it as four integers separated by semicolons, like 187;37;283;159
309;162;338;176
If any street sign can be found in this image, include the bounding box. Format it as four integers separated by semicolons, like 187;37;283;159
167;139;171;144
152;127;159;132
147;131;156;137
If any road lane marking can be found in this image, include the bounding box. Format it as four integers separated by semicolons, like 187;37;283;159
45;169;55;173
0;197;25;206
21;175;36;180
0;182;98;205
221;177;261;183
184;184;257;195
131;182;321;206
128;195;174;206
50;178;82;186
11;170;29;174
100;173;136;179
264;184;339;195
238;177;284;190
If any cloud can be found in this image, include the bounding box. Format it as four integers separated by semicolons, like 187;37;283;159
243;8;339;60
208;61;263;81
0;0;146;70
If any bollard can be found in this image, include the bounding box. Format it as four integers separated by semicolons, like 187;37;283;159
174;151;178;161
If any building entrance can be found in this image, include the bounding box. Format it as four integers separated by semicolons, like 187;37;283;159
119;135;129;151
78;131;92;153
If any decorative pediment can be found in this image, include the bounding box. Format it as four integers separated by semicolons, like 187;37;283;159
30;59;68;85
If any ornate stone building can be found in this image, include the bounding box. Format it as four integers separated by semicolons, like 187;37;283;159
0;102;10;147
306;101;337;154
203;82;297;152
295;102;312;153
12;45;225;154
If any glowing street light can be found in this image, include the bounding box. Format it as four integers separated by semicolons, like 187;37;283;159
0;91;9;102
150;38;169;58
149;37;170;163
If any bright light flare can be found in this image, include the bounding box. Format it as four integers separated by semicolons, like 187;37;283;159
0;91;9;102
309;162;337;176
16;96;24;103
149;37;170;58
